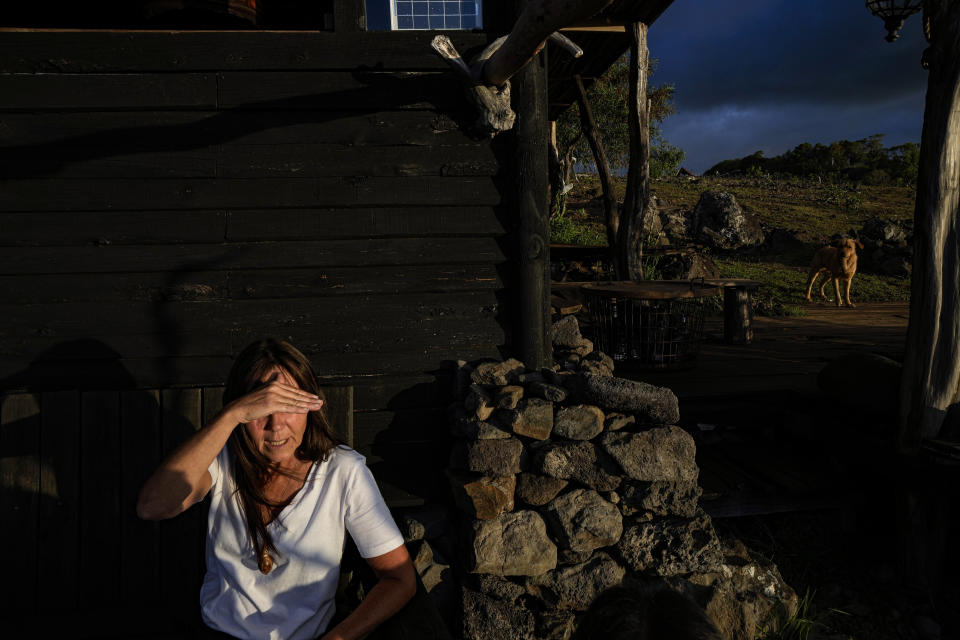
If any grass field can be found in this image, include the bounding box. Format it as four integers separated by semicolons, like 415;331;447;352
555;174;914;315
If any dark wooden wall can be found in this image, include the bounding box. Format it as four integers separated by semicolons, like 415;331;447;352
0;29;514;510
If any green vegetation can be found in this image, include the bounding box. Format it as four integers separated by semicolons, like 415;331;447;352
554;173;914;314
651;174;914;243
758;590;820;640
714;257;909;316
549;207;607;246
707;134;919;186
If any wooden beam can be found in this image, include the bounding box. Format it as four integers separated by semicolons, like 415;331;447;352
514;47;552;369
899;0;960;451
559;26;626;32
0;30;488;72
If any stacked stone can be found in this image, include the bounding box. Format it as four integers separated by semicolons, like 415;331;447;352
445;318;739;640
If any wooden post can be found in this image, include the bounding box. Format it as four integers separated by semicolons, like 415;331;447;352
514;48;552;369
724;287;754;344
616;22;650;281
574;74;619;247
898;0;960;451
333;0;365;32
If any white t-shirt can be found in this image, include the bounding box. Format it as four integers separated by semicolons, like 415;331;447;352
200;445;404;640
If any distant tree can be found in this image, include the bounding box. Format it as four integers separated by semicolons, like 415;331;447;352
705;134;920;185
556;55;682;184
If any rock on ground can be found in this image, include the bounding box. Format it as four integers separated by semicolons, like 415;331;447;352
691;191;765;251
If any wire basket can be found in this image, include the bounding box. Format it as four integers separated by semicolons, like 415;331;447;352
583;294;707;370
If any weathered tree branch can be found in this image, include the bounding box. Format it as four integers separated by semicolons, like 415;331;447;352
573;74;618;247
481;0;613;87
616;22;651;280
899;0;960;451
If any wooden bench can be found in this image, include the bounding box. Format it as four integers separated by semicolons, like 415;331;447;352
0;384;353;637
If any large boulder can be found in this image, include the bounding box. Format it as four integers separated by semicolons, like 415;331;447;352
691;191;765;251
543;488;623;555
569;373;679;425
467;510;558;576
617;510;723;576
600;426;699;485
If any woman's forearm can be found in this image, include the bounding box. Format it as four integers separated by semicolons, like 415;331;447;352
322;570;416;640
136;406;239;520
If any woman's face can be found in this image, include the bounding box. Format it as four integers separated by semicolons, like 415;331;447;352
244;366;309;467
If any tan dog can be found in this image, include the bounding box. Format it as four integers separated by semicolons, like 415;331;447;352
804;238;863;307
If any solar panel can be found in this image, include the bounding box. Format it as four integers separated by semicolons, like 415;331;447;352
392;0;481;30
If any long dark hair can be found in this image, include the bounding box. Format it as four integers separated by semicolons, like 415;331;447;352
222;338;339;573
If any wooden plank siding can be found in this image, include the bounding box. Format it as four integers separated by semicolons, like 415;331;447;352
0;29;515;525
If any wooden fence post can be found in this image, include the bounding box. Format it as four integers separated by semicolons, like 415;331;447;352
898;0;960;451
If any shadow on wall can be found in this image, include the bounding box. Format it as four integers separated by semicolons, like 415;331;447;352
0;341;208;634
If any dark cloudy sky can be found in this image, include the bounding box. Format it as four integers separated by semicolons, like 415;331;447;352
647;0;929;173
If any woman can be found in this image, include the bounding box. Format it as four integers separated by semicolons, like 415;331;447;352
137;338;415;640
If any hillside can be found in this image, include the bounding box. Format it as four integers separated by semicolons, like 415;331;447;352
553;174;915;314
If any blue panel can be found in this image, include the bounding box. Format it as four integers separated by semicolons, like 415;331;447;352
460;1;476;16
413;15;428;28
428;2;443;16
445;15;460;28
396;1;413;15
429;14;445;28
413;2;428;14
397;15;414;28
444;1;459;16
461;15;475;29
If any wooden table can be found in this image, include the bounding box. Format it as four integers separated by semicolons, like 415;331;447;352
579;280;723;300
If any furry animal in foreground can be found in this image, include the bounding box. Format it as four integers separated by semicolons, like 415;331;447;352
804;237;863;307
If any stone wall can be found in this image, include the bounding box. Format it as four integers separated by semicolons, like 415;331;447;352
401;316;798;640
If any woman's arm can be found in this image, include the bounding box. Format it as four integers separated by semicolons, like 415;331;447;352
321;545;416;640
136;380;322;520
